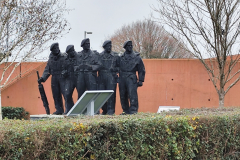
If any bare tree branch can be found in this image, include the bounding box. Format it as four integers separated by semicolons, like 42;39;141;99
108;18;194;59
0;0;70;120
153;0;240;107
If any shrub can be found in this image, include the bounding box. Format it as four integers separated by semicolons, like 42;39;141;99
85;114;240;159
0;108;240;159
0;119;89;160
2;106;29;120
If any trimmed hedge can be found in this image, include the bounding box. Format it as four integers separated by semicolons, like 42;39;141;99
0;108;240;159
2;106;29;120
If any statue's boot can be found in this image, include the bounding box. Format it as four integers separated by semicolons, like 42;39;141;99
52;106;64;115
52;111;63;115
63;107;72;115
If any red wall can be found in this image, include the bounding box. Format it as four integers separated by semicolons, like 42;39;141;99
0;62;45;88
2;59;240;115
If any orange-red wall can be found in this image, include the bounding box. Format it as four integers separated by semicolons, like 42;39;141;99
0;62;45;87
2;59;240;115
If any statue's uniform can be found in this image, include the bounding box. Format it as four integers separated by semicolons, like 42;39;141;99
75;50;101;99
119;52;145;114
63;51;78;113
98;51;119;115
41;52;68;114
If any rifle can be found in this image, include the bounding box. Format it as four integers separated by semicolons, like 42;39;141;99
37;71;50;115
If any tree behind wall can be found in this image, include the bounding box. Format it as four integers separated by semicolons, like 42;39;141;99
153;0;240;108
0;0;70;120
108;18;194;59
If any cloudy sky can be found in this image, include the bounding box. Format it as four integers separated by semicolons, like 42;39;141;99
37;0;160;60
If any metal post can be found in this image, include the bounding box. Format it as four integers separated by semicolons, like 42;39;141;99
87;100;95;116
84;31;92;39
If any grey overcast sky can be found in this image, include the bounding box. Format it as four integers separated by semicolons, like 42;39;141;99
37;0;159;60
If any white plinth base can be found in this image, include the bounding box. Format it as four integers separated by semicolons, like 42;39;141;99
30;114;65;120
157;106;180;113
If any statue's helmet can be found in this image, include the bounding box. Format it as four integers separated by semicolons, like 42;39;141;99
81;38;90;47
102;40;112;48
123;40;132;48
50;43;59;51
66;45;74;53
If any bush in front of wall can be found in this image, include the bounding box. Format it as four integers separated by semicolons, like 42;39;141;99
2;106;29;120
0;108;240;159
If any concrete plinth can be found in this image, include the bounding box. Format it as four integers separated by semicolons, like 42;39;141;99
30;114;65;120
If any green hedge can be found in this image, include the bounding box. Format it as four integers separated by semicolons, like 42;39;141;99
0;108;240;159
2;106;29;120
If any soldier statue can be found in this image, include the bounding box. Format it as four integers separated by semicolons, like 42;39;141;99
63;45;79;113
75;38;101;98
38;43;69;115
98;40;119;115
119;40;145;114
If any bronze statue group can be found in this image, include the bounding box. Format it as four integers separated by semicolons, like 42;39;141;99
38;38;145;115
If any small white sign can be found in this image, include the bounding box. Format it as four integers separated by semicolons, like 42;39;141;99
157;106;180;113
